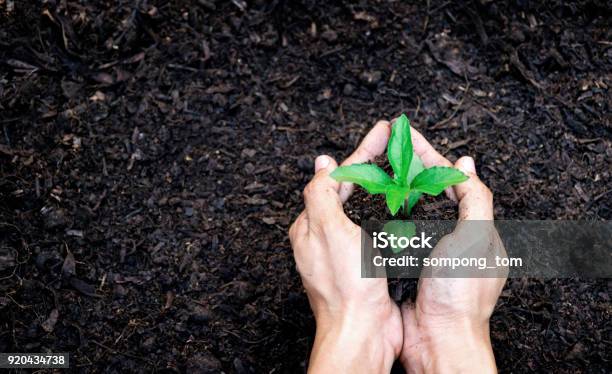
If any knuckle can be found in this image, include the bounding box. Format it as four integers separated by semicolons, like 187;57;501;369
288;221;296;239
289;214;305;240
303;181;316;199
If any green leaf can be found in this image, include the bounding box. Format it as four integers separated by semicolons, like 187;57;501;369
407;153;424;185
411;167;469;196
406;191;422;215
331;164;394;194
385;185;409;216
387;114;413;186
382;220;416;254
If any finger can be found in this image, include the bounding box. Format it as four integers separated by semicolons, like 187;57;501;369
453;156;493;220
341;121;391;166
339;120;391;202
304;155;346;228
410;126;457;201
410;127;453;168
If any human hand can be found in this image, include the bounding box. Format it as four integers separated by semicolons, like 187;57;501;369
289;121;402;373
399;128;507;373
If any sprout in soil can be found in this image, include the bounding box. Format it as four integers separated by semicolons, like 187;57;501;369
331;113;468;216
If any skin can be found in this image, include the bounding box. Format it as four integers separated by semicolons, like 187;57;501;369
289;119;507;373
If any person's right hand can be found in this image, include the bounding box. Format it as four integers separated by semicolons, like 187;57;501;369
400;127;507;373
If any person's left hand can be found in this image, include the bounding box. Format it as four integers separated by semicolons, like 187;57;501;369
289;121;402;373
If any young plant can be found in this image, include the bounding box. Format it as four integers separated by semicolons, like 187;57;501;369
331;114;468;216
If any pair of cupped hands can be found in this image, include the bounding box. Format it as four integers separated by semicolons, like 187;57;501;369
289;119;507;373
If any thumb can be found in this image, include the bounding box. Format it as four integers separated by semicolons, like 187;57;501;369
304;155;345;227
314;154;335;174
453;156;493;221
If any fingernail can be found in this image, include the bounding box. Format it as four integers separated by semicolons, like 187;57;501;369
314;155;330;171
458;156;476;174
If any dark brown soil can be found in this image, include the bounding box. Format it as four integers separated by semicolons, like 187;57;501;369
1;1;610;373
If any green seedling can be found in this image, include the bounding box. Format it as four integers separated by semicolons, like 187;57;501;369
331;113;468;216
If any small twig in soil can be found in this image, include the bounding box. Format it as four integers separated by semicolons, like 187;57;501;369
167;63;199;72
585;189;611;211
123;208;142;221
162;291;174;312
5;294;29;310
92;189;108;211
430;1;451;16
276;126;309;132
202;40;211;61
510;48;543;90
102;156;108;176
447;138;471;150
319;46;344;58
378;87;411;98
422;0;431;34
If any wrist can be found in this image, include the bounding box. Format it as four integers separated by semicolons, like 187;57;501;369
309;304;399;373
405;318;496;374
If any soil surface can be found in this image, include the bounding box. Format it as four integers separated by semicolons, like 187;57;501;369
1;1;610;373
